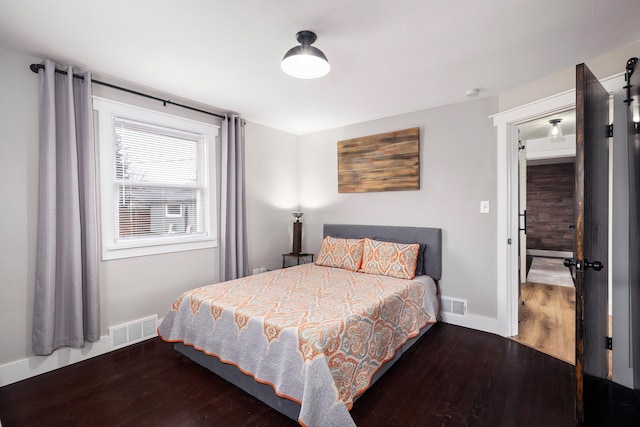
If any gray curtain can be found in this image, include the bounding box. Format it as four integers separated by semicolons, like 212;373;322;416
33;60;100;356
220;115;249;280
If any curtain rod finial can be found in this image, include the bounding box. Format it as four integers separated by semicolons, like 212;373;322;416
30;63;43;73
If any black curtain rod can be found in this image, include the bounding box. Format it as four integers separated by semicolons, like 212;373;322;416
29;63;227;120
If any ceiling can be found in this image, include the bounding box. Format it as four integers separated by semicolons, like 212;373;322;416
519;110;576;141
1;0;639;135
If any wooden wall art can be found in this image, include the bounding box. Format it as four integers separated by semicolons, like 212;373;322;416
338;127;420;193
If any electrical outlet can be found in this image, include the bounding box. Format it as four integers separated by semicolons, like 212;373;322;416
253;267;268;275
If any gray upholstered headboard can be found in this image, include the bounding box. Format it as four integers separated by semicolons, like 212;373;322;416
323;224;442;281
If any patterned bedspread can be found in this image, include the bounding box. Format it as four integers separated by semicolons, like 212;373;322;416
157;263;438;427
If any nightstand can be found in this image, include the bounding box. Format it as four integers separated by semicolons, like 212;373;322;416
282;253;314;268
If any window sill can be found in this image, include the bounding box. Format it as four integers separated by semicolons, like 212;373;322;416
102;237;217;260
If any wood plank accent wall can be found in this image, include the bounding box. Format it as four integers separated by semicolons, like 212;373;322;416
337;127;420;193
526;162;575;252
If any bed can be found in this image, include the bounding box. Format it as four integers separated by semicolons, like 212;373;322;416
157;224;442;426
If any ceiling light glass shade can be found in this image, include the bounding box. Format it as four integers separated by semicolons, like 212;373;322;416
548;119;564;141
281;31;330;79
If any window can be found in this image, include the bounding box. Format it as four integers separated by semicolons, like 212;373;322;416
165;204;183;218
94;97;218;260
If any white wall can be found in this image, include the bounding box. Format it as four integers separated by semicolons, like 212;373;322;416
499;39;640;111
297;97;500;325
0;47;39;367
245;122;299;272
0;47;298;383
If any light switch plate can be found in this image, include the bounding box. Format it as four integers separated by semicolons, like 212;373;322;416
480;201;490;213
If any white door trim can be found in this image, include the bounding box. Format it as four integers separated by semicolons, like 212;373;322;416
491;73;623;337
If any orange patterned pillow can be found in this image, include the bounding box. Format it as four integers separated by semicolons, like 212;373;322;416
361;238;420;279
315;236;364;271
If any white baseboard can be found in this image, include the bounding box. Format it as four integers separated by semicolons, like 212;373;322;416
526;249;573;258
0;316;163;387
440;312;500;335
0;335;112;387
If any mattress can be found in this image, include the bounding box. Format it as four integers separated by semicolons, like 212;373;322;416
157;263;439;427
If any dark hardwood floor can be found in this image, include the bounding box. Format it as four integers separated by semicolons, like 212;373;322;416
0;323;631;426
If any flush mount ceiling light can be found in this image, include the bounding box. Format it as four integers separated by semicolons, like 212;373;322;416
281;30;330;79
548;118;564;141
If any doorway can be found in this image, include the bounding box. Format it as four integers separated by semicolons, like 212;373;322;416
510;111;577;364
492;72;631;423
492;75;621;339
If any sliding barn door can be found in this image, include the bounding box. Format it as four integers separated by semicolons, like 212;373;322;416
627;57;640;390
573;63;610;422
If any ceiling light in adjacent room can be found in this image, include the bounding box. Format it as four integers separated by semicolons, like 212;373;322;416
548;118;564;141
281;31;330;79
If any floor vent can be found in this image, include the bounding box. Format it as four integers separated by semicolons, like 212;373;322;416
441;296;468;317
108;315;158;351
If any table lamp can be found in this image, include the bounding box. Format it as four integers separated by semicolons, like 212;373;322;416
292;212;303;254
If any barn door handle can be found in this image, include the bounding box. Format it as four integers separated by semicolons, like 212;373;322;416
584;259;603;271
563;258;603;272
519;210;527;234
569;224;575;229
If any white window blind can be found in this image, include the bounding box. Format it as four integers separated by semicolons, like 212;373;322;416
94;97;218;260
113;117;205;240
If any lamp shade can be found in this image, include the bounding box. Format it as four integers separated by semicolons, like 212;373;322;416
548;119;563;141
291;212;304;254
281;31;330;79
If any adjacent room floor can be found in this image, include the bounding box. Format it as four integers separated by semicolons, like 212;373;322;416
512;280;576;364
512;256;576;364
